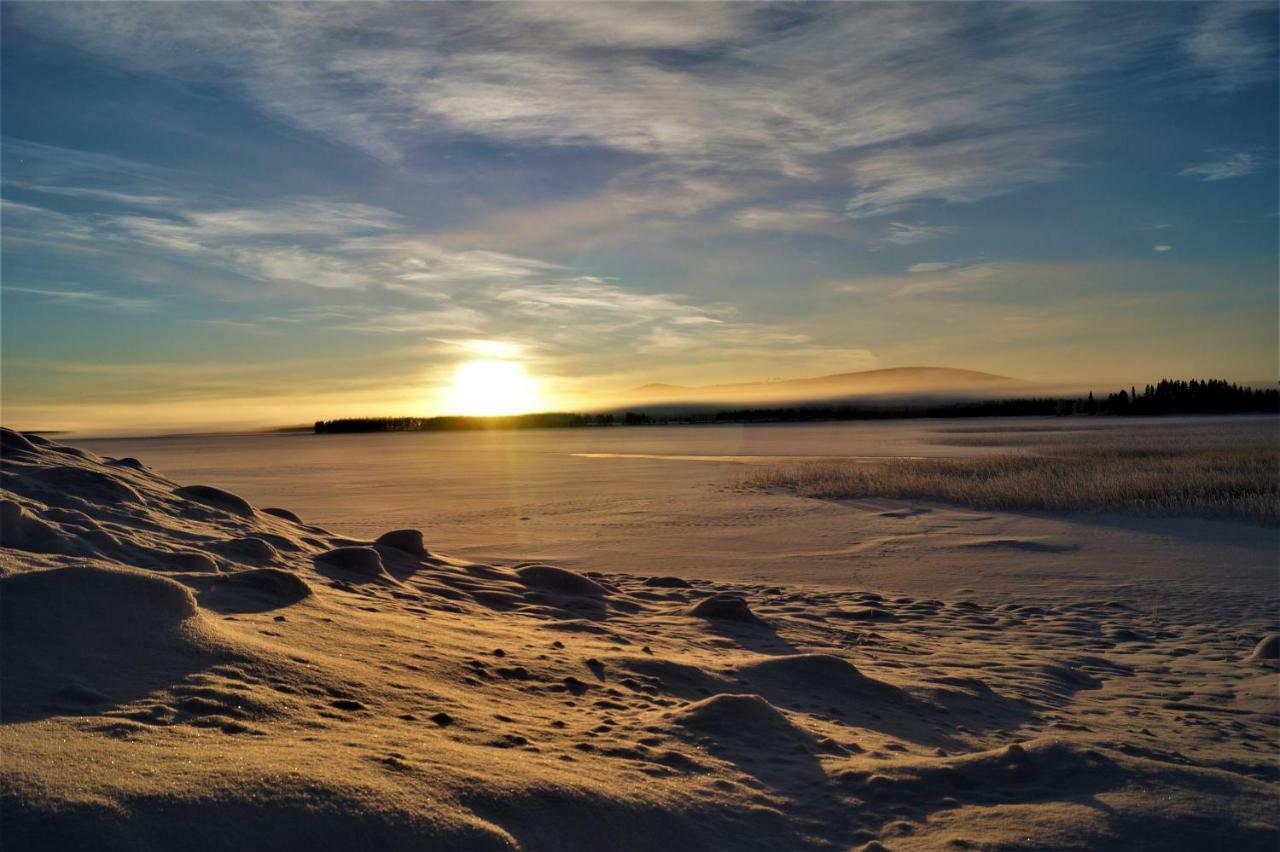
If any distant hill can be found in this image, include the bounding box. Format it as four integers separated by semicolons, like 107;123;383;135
620;366;1026;410
312;375;1277;434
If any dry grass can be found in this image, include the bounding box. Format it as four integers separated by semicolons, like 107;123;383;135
742;430;1280;525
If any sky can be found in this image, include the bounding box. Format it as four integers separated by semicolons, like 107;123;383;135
2;2;1277;434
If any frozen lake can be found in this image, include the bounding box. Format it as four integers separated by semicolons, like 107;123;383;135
81;416;1279;609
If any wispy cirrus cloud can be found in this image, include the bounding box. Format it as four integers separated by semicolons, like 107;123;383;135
506;3;751;49
4;284;155;312
2;137;180;184
846;132;1076;219
16;185;178;207
495;279;711;327
4;182;853;381
880;222;958;247
426;169;747;253
331;307;492;336
1;198;107;253
3;195;556;295
732;203;841;234
1179;152;1265;181
889;262;1015;299
254;270;857;389
1;137;188;211
837;259;1081;302
838;259;1268;311
8;2;1217;227
906;262;963;274
1185;3;1278;92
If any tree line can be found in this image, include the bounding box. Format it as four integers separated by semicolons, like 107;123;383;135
1086;378;1278;416
313;412;617;433
314;379;1278;434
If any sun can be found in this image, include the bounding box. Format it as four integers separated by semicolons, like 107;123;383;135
441;360;544;416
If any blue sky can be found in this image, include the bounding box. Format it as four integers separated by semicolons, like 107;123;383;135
2;2;1276;432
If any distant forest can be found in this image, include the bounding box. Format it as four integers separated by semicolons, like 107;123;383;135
315;413;615;433
314;379;1279;434
1087;379;1279;417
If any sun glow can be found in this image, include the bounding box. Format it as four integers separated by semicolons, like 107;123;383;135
441;359;544;416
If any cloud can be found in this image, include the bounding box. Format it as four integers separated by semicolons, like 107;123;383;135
2;137;179;184
836;259;1269;313
880;222;957;247
424;170;745;253
506;3;750;49
1178;152;1264;182
732;203;840;233
0;198;107;252
840;260;1087;302
906;262;962;274
2;138;188;210
334;307;491;335
11;3;1189;217
5;182;853;383
1185;3;1278;92
1153;245;1173;253
888;263;1014;299
3;194;558;295
638;321;810;355
108;201;400;254
252;270;857;388
495;278;717;331
183;201;400;238
847;132;1076;219
4;285;154;312
17;185;178;207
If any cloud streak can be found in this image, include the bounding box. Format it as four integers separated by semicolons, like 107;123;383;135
3;194;559;295
4;285;155;312
733;203;841;234
880;222;957;247
1185;3;1278;92
1179;152;1264;182
10;2;1237;226
846;132;1076;219
3;182;855;391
